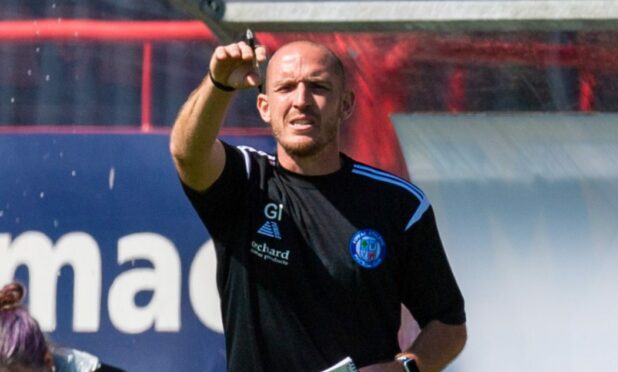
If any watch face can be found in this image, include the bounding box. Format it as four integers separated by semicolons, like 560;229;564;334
396;354;419;372
399;357;419;372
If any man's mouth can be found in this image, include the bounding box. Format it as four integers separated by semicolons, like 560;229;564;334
290;117;313;125
288;117;315;130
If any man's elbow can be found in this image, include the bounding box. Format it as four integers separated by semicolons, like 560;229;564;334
169;138;204;172
169;134;190;164
451;323;467;355
426;320;468;358
433;321;468;369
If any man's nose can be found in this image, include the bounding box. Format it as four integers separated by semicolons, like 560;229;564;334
292;83;312;108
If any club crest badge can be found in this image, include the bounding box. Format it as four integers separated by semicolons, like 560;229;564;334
349;229;386;269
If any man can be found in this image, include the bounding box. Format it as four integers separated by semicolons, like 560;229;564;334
170;39;466;371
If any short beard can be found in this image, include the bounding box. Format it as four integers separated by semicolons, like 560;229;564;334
272;123;338;159
280;139;324;158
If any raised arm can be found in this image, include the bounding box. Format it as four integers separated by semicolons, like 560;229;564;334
170;40;266;191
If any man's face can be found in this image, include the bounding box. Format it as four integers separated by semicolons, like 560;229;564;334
257;43;354;158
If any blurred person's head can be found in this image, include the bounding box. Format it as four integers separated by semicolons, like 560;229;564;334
0;283;53;372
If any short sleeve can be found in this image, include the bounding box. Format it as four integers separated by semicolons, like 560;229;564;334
180;141;249;235
400;207;466;328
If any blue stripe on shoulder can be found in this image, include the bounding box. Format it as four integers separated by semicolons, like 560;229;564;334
351;164;430;231
405;197;430;231
351;164;424;200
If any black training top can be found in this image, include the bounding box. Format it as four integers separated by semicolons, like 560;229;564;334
182;142;465;372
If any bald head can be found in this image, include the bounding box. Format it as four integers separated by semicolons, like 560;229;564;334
263;41;346;93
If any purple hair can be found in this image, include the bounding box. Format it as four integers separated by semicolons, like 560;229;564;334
0;282;48;368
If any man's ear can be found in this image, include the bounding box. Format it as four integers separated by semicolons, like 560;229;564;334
341;90;356;120
257;93;271;123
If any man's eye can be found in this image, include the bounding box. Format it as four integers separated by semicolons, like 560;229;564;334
276;85;293;92
312;84;330;92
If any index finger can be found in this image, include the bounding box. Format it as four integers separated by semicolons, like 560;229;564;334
255;45;267;64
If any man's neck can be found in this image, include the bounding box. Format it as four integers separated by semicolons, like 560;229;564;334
277;145;342;176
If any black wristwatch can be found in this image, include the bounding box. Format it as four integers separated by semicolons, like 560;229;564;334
396;354;420;372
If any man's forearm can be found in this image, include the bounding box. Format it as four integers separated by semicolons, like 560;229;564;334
403;320;467;372
358;321;466;372
170;74;233;167
169;73;234;190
